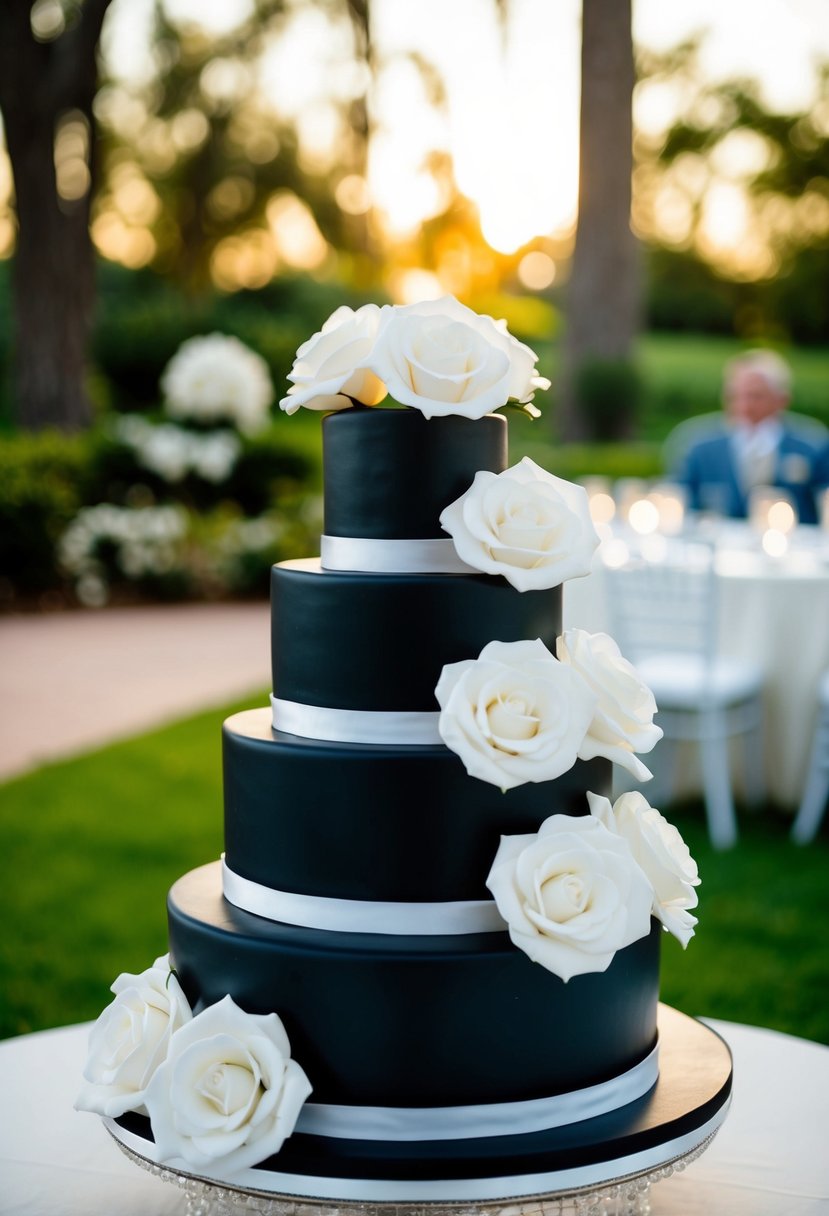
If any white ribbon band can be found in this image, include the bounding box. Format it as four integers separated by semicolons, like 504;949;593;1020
321;535;476;575
271;694;442;745
295;1042;659;1141
222;859;506;936
107;1095;728;1202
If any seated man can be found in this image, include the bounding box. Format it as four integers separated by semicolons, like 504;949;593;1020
675;349;829;524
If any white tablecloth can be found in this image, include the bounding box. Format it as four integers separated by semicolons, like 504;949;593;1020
564;536;829;807
1;1018;827;1215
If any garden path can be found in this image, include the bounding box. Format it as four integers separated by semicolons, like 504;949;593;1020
0;602;270;781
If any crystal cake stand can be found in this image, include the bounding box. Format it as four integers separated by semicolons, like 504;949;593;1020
106;1006;732;1216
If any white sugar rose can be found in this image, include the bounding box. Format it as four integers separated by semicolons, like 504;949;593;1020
486;814;654;981
75;955;192;1119
144;995;312;1175
436;638;597;791
368;296;550;420
279;303;387;415
162;334;274;434
439;457;599;591
556;629;663;781
587;791;700;947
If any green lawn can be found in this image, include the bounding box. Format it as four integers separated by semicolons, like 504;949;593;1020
1;697;827;1044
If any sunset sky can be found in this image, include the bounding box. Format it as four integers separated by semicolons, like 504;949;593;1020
104;0;829;250
2;0;828;278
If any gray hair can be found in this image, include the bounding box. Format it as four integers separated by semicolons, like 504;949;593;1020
724;349;792;398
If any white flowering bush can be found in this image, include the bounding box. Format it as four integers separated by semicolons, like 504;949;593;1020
114;417;242;485
59;504;189;606
161;333;274;434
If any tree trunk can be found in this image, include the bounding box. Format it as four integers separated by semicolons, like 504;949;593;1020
559;0;640;441
0;0;113;431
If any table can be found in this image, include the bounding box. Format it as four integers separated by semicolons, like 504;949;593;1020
1;1018;828;1215
564;526;829;807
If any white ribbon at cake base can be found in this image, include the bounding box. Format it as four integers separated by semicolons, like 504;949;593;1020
295;1042;660;1141
222;859;505;935
321;535;476;575
271;695;442;745
106;1091;730;1202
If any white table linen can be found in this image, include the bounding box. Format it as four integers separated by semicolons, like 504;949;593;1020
1;1018;827;1215
565;530;829;806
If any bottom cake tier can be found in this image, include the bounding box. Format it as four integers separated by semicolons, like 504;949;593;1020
107;1005;732;1203
166;859;664;1175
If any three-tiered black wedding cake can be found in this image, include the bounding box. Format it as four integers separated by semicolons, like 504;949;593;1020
79;298;729;1206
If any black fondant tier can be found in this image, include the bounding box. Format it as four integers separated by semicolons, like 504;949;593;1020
168;862;660;1109
271;561;561;712
323;408;507;539
223;709;611;902
113;1005;731;1196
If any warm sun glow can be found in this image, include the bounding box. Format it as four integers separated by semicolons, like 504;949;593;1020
266;192;329;270
369;0;580;252
389;268;444;304
3;0;828;280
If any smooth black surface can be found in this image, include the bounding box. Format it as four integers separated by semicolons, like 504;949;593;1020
223;708;611;901
168;863;660;1109
115;1006;730;1187
323;408;507;539
271;561;562;711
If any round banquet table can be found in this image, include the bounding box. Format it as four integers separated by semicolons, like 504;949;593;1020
564;528;829;808
1;1018;828;1215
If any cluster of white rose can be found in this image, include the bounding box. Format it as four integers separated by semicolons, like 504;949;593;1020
433;631;701;979
75;956;312;1175
279;296;550;420
486;796;700;984
161;333;274;435
58;504;188;607
114;416;242;485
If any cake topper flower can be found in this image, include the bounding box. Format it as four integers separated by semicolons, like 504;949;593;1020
279;295;549;420
485;813;654;981
367;296;549;420
75;954;192;1119
555;629;663;780
439;457;599;591
279;303;387;415
435;638;597;790
587;790;700;947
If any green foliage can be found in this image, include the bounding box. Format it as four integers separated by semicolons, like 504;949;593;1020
514;436;663;482
0;432;87;600
645;245;829;347
574;357;643;441
646;248;743;337
1;715;826;1043
93;264;380;410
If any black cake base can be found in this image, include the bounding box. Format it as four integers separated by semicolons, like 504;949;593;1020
105;1005;731;1206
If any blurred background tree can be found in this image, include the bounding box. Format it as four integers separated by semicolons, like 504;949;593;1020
636;40;829;346
0;0;114;431
559;0;640;443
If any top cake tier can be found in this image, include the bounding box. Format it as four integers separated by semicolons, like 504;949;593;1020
322;407;506;539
